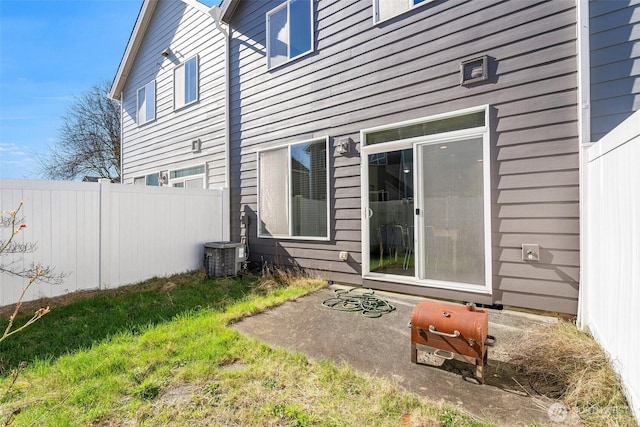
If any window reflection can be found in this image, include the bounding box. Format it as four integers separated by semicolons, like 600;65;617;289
368;149;414;276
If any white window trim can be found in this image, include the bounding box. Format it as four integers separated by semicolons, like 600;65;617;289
266;0;314;70
173;55;199;111
373;0;435;25
257;136;330;240
136;80;156;125
360;105;492;295
168;164;207;189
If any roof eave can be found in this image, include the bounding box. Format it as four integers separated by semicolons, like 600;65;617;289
108;0;160;101
220;0;240;24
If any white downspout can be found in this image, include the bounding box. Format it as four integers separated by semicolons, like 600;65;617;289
210;6;231;241
209;6;230;187
120;91;124;183
576;0;591;330
209;6;229;38
178;1;232;241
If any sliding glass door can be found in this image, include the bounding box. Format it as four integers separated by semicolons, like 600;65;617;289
361;106;491;293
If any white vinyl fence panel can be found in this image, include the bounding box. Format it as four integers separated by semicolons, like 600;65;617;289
0;180;228;307
581;110;640;421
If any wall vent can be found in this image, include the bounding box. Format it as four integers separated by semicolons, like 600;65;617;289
461;56;489;86
192;138;202;153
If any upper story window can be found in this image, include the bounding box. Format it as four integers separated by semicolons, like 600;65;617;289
374;0;432;23
137;80;156;125
257;137;329;239
266;0;313;69
174;56;198;110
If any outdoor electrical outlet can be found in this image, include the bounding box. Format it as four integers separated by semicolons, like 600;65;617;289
339;251;349;261
521;244;540;262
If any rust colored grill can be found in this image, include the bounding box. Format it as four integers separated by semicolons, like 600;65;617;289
410;300;492;383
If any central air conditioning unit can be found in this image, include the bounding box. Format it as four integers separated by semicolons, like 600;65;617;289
203;242;245;278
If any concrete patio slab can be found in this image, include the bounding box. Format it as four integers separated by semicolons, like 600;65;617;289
233;285;562;426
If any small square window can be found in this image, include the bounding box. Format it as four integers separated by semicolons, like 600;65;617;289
137;80;155;125
174;56;198;110
267;0;313;69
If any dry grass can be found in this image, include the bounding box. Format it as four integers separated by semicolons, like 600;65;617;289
509;320;636;426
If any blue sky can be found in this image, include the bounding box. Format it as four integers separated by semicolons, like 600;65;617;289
0;0;143;179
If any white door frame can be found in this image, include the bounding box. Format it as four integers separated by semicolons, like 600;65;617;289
360;105;492;294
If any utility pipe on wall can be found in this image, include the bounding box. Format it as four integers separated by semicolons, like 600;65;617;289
178;0;231;240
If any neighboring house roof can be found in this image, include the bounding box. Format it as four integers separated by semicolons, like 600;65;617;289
109;0;230;101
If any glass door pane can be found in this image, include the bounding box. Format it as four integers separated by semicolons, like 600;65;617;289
367;149;414;276
418;138;485;285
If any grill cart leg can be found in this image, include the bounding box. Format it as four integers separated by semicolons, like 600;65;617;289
474;349;488;384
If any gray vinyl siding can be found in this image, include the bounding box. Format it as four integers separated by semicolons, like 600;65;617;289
120;0;227;188
590;0;640;142
228;0;579;313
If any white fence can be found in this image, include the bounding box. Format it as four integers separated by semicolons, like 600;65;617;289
580;110;640;421
0;179;228;307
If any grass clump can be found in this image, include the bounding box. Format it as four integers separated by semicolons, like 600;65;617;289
0;270;487;426
510;320;636;426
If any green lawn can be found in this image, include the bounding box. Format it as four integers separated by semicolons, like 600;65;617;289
0;271;491;426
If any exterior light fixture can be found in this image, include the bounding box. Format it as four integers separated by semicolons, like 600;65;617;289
192;138;202;153
336;138;351;155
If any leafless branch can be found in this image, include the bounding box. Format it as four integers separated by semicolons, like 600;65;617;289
38;80;121;182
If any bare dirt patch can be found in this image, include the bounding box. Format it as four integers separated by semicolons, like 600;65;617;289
158;383;200;405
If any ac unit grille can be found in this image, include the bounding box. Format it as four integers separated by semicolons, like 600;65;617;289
204;242;243;278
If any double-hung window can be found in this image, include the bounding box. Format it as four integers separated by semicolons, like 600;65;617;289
174;56;198;110
374;0;432;23
266;0;313;69
257;137;329;239
137;80;155;125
